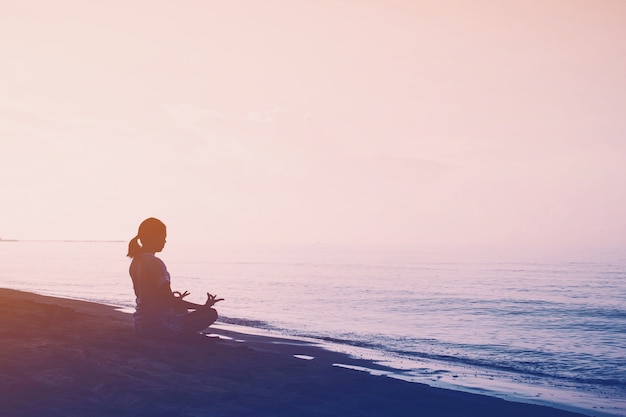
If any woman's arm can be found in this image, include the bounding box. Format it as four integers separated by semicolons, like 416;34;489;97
171;290;223;311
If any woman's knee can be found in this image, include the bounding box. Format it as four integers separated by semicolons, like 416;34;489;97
204;307;218;324
182;308;218;332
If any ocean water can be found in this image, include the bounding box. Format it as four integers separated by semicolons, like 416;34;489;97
1;240;625;416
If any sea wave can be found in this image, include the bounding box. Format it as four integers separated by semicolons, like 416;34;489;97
219;314;626;389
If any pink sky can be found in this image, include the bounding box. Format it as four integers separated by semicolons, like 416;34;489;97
1;0;625;249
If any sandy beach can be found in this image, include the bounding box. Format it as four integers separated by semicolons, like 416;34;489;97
0;288;590;417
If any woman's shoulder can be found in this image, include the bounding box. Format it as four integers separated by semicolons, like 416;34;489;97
130;253;168;275
132;252;165;265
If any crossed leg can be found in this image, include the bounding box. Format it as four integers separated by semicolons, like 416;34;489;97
180;308;218;334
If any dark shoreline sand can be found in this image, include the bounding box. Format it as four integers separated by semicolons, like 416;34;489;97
0;289;589;417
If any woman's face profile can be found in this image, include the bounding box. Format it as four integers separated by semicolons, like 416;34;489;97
154;231;167;252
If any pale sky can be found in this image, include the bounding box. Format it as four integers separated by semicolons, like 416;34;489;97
1;0;625;249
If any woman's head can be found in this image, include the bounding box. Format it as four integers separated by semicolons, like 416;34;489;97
127;217;167;258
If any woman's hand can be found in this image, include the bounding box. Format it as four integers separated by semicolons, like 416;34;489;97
171;290;191;313
205;292;224;308
173;290;190;299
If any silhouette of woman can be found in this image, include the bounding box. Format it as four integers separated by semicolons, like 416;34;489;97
127;217;222;338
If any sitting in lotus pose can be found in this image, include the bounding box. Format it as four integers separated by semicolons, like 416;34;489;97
127;217;222;338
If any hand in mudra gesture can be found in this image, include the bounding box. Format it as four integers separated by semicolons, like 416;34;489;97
173;290;190;300
205;292;224;308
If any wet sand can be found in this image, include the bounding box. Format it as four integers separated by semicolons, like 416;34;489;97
0;288;588;417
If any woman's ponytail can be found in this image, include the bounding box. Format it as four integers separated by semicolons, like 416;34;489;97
127;235;142;258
